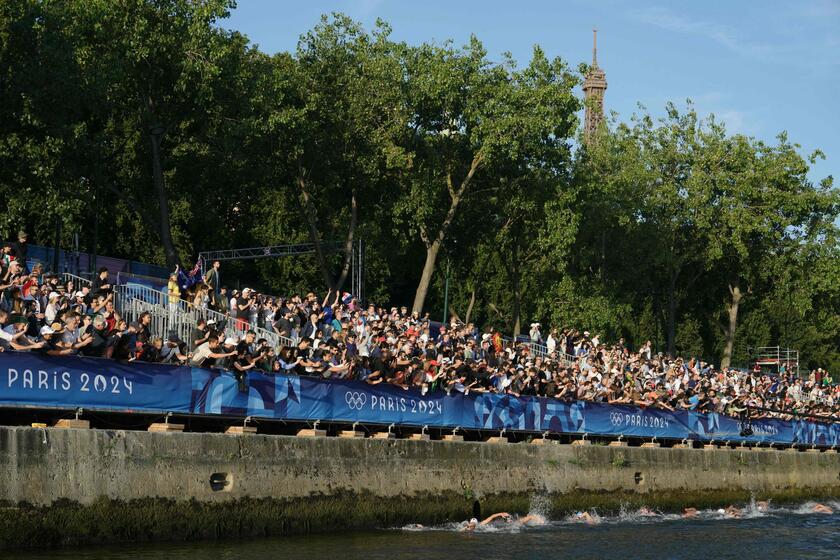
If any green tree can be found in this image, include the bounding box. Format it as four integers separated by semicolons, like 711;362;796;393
396;41;579;314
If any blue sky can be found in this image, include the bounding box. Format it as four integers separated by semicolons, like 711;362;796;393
224;0;839;184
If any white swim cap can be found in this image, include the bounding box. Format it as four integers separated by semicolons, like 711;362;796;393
469;518;478;524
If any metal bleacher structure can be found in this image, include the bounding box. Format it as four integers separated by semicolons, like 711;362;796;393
61;273;293;349
60;271;572;364
37;234;576;360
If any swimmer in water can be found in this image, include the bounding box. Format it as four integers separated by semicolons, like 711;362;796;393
637;506;657;517
572;511;599;525
682;507;699;519
756;501;769;512
812;503;833;514
516;513;547;526
723;506;742;519
461;512;512;532
461;512;547;531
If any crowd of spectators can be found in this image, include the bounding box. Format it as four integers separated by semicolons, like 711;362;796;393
2;250;838;422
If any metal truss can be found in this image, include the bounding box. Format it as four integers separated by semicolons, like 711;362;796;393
198;241;345;264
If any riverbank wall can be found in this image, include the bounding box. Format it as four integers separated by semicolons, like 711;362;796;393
1;426;839;548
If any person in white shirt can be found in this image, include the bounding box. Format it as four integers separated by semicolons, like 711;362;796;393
190;335;236;368
44;292;60;323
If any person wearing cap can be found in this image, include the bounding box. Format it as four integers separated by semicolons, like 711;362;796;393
190;334;236;368
44;291;64;324
159;330;190;364
72;290;89;314
39;324;73;356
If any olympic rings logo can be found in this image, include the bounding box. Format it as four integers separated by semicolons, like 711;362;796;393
345;391;367;410
610;412;625;426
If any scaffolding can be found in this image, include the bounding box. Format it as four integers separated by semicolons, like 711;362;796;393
198;239;364;303
198;241;344;265
752;346;800;376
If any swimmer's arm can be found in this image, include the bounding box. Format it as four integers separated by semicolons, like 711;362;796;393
480;512;511;525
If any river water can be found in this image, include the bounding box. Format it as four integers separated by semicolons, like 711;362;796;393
14;501;840;560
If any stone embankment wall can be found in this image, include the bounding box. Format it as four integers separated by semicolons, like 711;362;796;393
1;426;838;548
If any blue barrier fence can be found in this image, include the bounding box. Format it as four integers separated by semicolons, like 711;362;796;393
1;353;837;446
23;244;169;280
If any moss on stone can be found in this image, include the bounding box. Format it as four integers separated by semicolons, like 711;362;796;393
2;486;839;551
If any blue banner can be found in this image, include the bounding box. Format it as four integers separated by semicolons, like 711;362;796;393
1;353;837;446
0;354;193;413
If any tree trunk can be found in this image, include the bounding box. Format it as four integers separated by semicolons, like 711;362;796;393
334;187;357;292
720;284;743;369
510;242;522;337
464;287;476;325
149;129;179;269
411;154;483;315
512;279;522;338
666;271;677;355
297;170;335;290
412;240;442;315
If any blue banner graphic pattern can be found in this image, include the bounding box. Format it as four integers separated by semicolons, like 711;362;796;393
1;353;837;446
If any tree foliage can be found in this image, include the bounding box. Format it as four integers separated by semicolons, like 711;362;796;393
1;4;838;370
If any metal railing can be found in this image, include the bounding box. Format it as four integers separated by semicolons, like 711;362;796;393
753;346;800;376
177;297;294;349
123;298;197;347
60;272;92;289
499;335;576;367
121;295;294;351
61;273;166;312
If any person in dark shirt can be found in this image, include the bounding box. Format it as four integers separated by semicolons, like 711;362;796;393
91;267;112;297
81;315;111;358
13;231;28;272
232;346;256;391
190;318;210;351
113;323;140;361
136;311;152;345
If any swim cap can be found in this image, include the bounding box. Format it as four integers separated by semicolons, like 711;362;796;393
469;518;478;524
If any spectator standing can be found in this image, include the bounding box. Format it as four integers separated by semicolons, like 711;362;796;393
205;260;221;307
13;230;28;272
216;286;229;314
91;267;112;297
529;323;543;344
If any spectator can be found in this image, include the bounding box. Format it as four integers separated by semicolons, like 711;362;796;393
205;260;221;306
191;318;210;351
190;334;236;368
91;267;112;297
13;230;28;272
168;268;181;311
